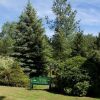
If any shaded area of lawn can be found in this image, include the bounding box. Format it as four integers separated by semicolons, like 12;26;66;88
0;96;6;100
0;86;100;100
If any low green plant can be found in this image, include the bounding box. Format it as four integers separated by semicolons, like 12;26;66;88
0;56;29;87
73;81;90;96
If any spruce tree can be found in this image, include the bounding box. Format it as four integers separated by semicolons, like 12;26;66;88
13;1;52;76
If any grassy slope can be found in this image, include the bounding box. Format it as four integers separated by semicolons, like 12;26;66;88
0;86;99;100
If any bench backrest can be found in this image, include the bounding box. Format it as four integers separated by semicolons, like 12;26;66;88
30;76;51;85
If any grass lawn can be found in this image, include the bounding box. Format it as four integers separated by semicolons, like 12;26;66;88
0;86;99;100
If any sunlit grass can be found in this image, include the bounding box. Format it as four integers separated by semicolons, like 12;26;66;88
0;86;99;100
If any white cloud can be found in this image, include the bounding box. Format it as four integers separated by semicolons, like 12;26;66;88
70;0;100;26
77;8;100;26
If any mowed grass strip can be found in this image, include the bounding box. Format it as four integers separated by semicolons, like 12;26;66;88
0;86;99;100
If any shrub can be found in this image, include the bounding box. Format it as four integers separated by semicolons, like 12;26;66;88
0;56;29;87
53;56;93;96
0;56;14;69
9;62;29;87
64;87;72;95
73;81;90;96
87;51;100;96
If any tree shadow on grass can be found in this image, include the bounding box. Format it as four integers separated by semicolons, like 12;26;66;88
45;89;65;95
46;89;100;99
0;96;6;100
88;95;100;100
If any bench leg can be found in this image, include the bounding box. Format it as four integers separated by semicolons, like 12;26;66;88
49;84;52;90
30;83;33;90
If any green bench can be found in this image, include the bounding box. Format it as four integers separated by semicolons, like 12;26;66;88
30;76;51;89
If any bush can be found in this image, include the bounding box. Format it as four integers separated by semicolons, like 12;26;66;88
53;56;93;96
87;51;100;96
64;87;72;95
0;56;14;69
0;56;29;87
9;62;29;87
73;81;90;96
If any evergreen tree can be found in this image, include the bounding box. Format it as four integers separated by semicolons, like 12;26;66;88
0;22;17;39
13;1;52;76
0;22;17;56
50;0;77;84
52;0;78;36
71;31;85;57
83;34;96;57
52;31;69;61
0;38;12;56
51;0;78;61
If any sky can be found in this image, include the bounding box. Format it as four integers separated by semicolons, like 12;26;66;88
0;0;100;37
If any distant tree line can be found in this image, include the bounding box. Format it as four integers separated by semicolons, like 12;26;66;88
0;0;100;97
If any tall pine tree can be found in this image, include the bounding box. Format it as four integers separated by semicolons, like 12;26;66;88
52;0;78;36
13;1;52;76
51;0;78;61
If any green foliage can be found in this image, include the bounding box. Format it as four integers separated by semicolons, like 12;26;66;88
64;87;72;95
0;38;13;56
0;22;17;56
51;0;76;75
83;34;96;58
52;31;71;61
1;22;17;39
13;1;52;76
0;56;29;87
87;51;100;96
52;0;78;36
51;0;78;61
64;81;90;96
0;56;14;69
73;81;90;96
9;63;29;87
53;56;91;96
71;32;85;57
